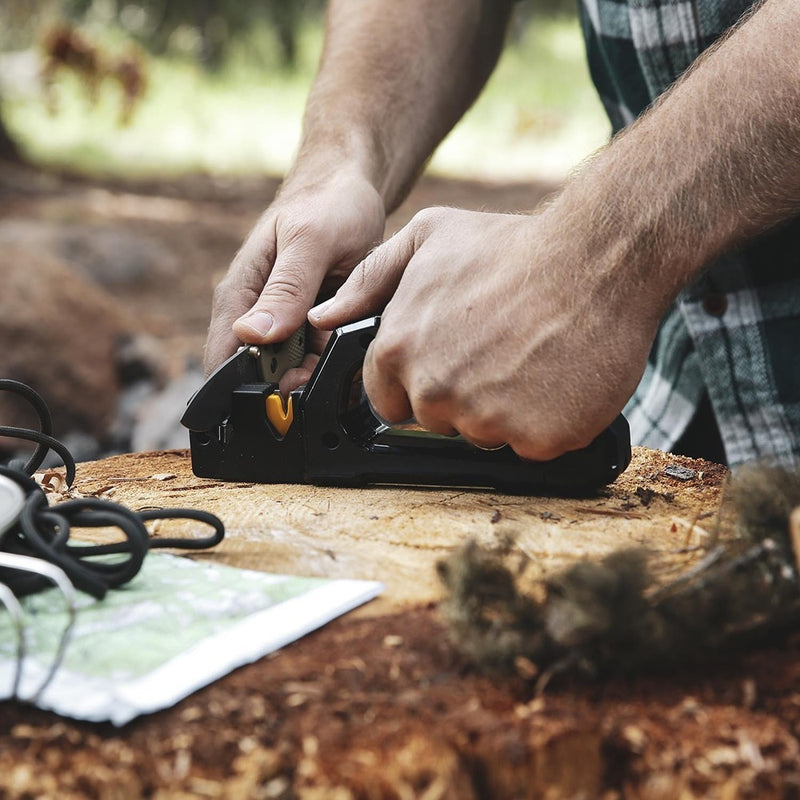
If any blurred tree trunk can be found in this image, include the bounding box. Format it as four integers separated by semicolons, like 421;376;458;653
269;1;298;68
0;105;21;161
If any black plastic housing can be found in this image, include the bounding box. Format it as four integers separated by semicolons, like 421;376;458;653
182;317;631;494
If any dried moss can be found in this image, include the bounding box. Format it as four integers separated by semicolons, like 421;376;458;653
438;464;800;684
732;463;800;548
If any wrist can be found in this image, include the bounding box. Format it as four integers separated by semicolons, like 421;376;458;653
531;177;687;334
549;143;711;321
547;0;800;318
287;125;390;205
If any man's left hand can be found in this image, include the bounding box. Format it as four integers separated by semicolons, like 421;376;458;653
309;207;659;461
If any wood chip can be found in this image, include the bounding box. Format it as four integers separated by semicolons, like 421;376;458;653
540;510;561;522
33;470;67;495
513;655;538;680
621;725;648;753
671;515;712;546
151;473;177;481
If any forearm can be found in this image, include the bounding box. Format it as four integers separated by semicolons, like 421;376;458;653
291;0;514;211
553;0;800;316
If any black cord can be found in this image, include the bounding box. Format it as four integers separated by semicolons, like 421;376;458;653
0;427;76;486
0;381;225;599
0;380;59;476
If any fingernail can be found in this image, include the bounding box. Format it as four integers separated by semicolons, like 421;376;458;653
237;310;274;336
308;297;335;321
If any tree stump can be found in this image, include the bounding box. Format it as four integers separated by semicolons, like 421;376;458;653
2;447;799;799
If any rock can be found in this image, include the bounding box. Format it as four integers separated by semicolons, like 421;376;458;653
0;244;134;441
0;219;178;288
665;464;697;481
58;226;178;288
129;366;204;452
115;333;168;387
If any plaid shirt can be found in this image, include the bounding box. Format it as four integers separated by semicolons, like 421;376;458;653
579;0;800;467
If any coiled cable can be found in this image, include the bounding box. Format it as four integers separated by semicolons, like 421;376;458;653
0;378;225;599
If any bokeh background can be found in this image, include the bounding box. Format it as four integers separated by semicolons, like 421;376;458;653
0;0;609;179
0;0;612;461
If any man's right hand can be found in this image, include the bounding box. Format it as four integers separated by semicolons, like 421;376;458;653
204;165;385;376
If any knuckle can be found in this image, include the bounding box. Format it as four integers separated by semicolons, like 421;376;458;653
511;427;594;463
213;236;278;315
372;402;407;426
239;254;271;287
458;409;506;448
264;267;308;304
512;439;563;463
410;206;448;241
370;329;406;369
279;214;327;245
410;375;453;409
358;238;400;283
412;206;447;230
348;257;374;292
231;228;276;279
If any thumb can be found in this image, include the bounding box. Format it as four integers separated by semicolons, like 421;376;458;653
308;228;415;330
233;242;327;345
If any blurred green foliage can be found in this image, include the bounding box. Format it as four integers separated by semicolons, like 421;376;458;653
0;1;608;180
0;0;327;155
0;0;50;50
1;0;326;68
1;1;579;63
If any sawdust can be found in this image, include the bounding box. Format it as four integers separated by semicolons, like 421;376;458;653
2;605;800;799
53;447;728;617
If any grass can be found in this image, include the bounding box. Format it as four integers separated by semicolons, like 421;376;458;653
2;14;611;182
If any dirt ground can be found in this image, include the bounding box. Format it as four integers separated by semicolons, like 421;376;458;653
0;159;559;370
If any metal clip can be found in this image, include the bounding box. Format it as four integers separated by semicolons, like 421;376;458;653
0;553;77;703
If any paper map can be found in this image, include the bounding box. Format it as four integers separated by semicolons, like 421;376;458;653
0;553;382;725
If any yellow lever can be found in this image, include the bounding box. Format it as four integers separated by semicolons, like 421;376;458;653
265;392;294;437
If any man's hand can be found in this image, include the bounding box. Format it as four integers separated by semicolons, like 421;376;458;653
308;0;800;462
203;0;514;377
204;166;385;376
309;207;661;461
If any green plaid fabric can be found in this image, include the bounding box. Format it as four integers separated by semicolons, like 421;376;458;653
579;0;800;467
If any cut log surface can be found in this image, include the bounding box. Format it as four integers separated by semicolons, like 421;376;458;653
3;446;800;800
53;447;729;614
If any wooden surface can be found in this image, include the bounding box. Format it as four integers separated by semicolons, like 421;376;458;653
5;447;800;799
70;446;726;614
